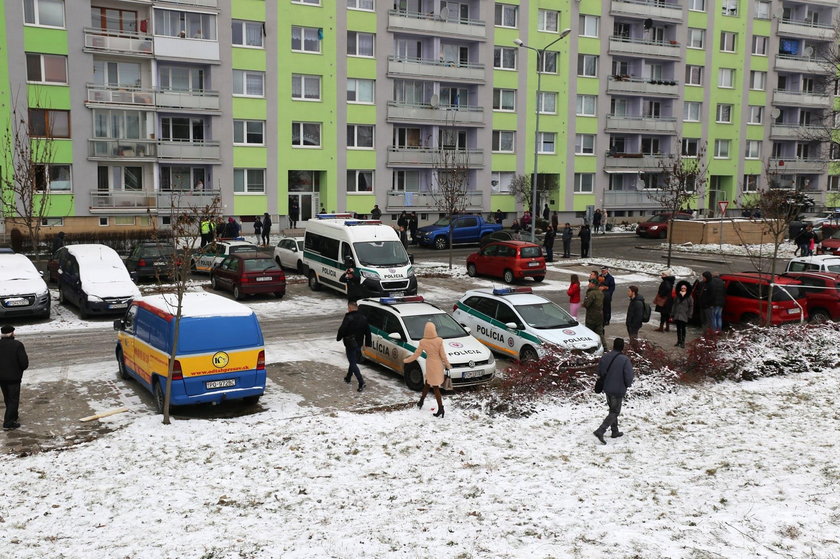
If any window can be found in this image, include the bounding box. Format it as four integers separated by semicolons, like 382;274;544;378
94;61;141;88
93;109;145;138
577;54;598;77
574;173;594;193
688;28;705;49
292;74;321;100
154;9;217;39
233;70;265;97
233;120;264;145
25;53;67;84
829;176;840;191
745;140;761;159
292;122;321;147
28;109;70;138
748;106;763;124
716;104;733;123
752;35;768;55
722;0;738;16
576;94;597;116
494;47;517;70
538;52;557;74
160;166;205;190
347;0;374;10
347;124;374;149
232;20;264;48
689;0;705;11
718;68;735;88
491;171;514;193
159;65;204;92
494;4;518;28
41;217;63;227
292;0;320;4
492;130;515;152
754;0;770;19
538;9;559;33
347;170;373;192
579;15;599;37
233;169;265;193
346;78;375;103
575;134;595;155
749;70;766;90
23;0;64;27
493;89;516;111
392;170;420;191
538;92;557;114
34;164;72;191
684;102;701;122
720;32;737;52
685;65;703;86
682;138;700;156
714;139;731;158
292;25;321;53
743;174;759;192
538;132;556;154
347;31;374;57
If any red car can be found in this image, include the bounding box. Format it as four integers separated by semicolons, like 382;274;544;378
781;271;840;323
210;254;285;300
719;273;807;326
636;212;693;239
819;227;840;256
466;240;545;284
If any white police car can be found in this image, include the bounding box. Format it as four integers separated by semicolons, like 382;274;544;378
452;287;603;361
191;240;258;274
358;296;495;391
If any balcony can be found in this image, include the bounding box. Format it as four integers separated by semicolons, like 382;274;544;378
386;102;485;126
155;89;221;112
89;139;157;161
157;189;222;214
154;36;220;63
86;84;155;107
605;115;678;134
83;28;153;57
387;56;486;84
386;147;485;168
606;76;680;97
89;190;157;214
386;190;484;211
387;9;486;41
604;152;674;172
608;36;681;60
778;19;835;41
153;0;219;7
604;189;666;210
769;158;828;173
769;124;824;140
157;140;221;162
772;89;831;107
610;0;684;23
775;55;828;74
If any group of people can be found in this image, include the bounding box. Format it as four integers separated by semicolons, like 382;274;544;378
199;214;274;247
250;213;273;246
395;210;420;248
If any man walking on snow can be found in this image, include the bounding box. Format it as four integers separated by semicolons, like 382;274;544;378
336;301;372;392
593;337;634;444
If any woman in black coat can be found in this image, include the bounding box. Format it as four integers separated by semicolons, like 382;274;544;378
578;224;591;258
654;270;675;332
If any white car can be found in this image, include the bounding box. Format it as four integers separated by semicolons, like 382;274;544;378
0;253;50;319
191;240;258;274
785;255;840;274
274;236;305;274
358;296;495;390
452;287;603;362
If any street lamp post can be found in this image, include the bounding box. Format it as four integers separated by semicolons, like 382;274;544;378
514;28;572;243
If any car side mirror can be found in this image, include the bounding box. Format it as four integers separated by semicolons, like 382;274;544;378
113;319;124;331
388;332;402;341
462;326;471;334
505;321;519;330
130;271;139;282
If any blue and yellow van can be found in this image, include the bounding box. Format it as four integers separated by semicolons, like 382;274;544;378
113;292;266;413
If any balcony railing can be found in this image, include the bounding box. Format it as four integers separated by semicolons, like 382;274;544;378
610;0;684;23
386;190;484;211
778;18;835;40
155;89;221;111
604;152;674;171
604;189;667;210
772;88;831;107
386;146;485;168
157;140;222;161
89;139;157;160
608;36;681;59
769;124;824;139
775;54;828;74
605;114;678;133
84;28;153;56
387;56;486;84
388;9;486;41
86;84;155;106
154;0;219;7
386;102;484;126
606;75;680;97
769;158;828;173
89;190;157;213
157;189;222;213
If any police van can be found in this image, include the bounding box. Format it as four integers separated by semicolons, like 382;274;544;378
358;296;495;390
303;214;417;297
452;287;603;362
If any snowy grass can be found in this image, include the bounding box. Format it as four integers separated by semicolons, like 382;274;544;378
663;241;798;258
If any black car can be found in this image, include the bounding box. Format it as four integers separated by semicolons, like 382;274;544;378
124;242;177;281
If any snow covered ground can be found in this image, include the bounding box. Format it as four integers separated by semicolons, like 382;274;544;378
663;241;798;259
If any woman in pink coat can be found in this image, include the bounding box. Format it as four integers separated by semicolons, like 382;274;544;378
404;322;451;418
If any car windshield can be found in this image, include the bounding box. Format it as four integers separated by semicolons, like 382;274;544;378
520;246;542;258
353;241;409;267
647;215;668;223
514;301;578;329
139;246;174;258
230;245;257;255
243;258;279;272
827;264;840;273
403;313;467;340
772;285;805;301
432;217;451;227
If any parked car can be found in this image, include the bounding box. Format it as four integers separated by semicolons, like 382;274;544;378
819;228;840;256
466;240;546;283
781;271;840;323
51;244;140;318
210;254;285;300
0;253;50;319
785;255;840;274
480;228;546;246
124;242;178;281
635;212;693;239
417;214;502;249
717;273;807;326
191;240;258;274
273;236;305;274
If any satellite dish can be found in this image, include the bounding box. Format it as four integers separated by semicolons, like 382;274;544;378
430;94;440;108
804;46;814;57
771;108;781;119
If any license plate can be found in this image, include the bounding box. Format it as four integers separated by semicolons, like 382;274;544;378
154;261;166;266
206;379;236;389
528;261;540;267
108;303;128;309
462;370;481;379
4;298;28;307
390;291;404;297
787;308;801;315
256;276;272;282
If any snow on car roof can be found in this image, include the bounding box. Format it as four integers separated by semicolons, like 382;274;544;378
360;298;445;317
137;292;255;318
464;289;548;305
66;244;122;262
0;254;41;280
220;240;257;247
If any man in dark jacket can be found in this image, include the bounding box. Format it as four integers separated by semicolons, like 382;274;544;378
227;217;241;239
408;212;418;245
561;223;573;258
0;325;29;430
543;225;556;262
370;204;382;220
494;209;504;225
542;204;550;221
593;337;634;444
625;285;645;346
397;211;408;230
339;259;364;302
700;271;725;333
794;224;818;257
51;231;66;254
579;224;591;258
261;213;272;246
336;301;372;392
599;266;616;325
583;279;606;348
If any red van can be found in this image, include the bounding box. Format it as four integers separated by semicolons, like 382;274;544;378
719;273;807;326
466;241;545;284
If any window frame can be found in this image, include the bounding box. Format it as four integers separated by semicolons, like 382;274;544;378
25;53;68;84
748;105;764;124
23;0;65;28
493;46;517;70
494;3;518;28
685;65;703;86
493;88;516;112
681;138;700;156
347;0;375;11
689;0;706;11
233;120;265;146
537;132;556;154
347;31;375;58
720;31;737;53
687;28;705;49
718;68;735;88
346;169;374;193
34;163;72;192
749;70;766;91
745;140;762;159
752;35;768;56
347;124;374;149
575;134;595;155
537;91;557;114
714;139;731;158
684;101;701;122
492;130;515;153
291;121;322;148
292;73;322;101
232;69;265;98
233;168;266;194
291;25;322;54
346;78;375;104
576;94;597;116
577;54;598;77
579;14;599;37
231;20;264;49
538;9;559;33
28;108;71;138
573;173;594;193
743;174;759;192
716;103;733;123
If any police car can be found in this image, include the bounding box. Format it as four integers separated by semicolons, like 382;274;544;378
191;240;258;274
358;296;495;391
452;287;603;362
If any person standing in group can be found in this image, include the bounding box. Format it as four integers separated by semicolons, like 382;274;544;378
625;285;645;347
0;325;29;430
261;212;272;246
700;271;725;333
336;301;371;392
653;269;675;332
199;221;213;247
253;216;263;244
339;258;364;301
593;208;603;235
542;203;550;222
370;204;382;220
404;322;452;418
397;210;408;232
599;266;616;325
289;199;299;229
551;211;559;232
521;211;532;231
227;217;241;239
583;278;606;348
567;274;581;319
494;209;504;225
511;218;522;240
671;281;694;348
593;337;634;444
408;212;418;245
579;223;591;258
561;223;573;258
543;225;556;263
795;224;817;257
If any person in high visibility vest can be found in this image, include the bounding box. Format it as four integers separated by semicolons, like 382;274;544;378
200;220;214;247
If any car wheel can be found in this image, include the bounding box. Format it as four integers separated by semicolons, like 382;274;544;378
210;275;218;290
809;309;830;323
404;363;425;391
233;285;243;300
658;229;667;239
116;348;129;380
466;263;477;277
503;269;515;284
242;395;261;406
274;291;284;299
79;297;89;319
154;379;168;415
275;256;283;268
520;345;539;362
533;275;545;283
742;313;761;326
296;260;304;275
58;287;65;304
308;271;321;291
434;236;448;250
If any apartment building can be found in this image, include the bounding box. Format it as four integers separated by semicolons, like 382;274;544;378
1;0;837;234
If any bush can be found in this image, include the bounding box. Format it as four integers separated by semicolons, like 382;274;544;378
45;229;174;255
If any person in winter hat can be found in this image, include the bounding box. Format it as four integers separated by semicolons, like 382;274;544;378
625;285;645;347
654;269;676;332
404;322;452;418
671;280;694;348
0;325;29;430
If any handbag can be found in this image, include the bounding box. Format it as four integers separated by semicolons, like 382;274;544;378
442;369;453;391
594;354;619;394
652;294;668;307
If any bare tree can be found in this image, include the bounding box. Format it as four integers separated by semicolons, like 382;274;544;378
509;174;532;212
650;140;709;268
430;123;470;269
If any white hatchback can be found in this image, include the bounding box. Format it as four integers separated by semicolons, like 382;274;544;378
191;240;258;274
786;255;840;274
273;236;305;274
